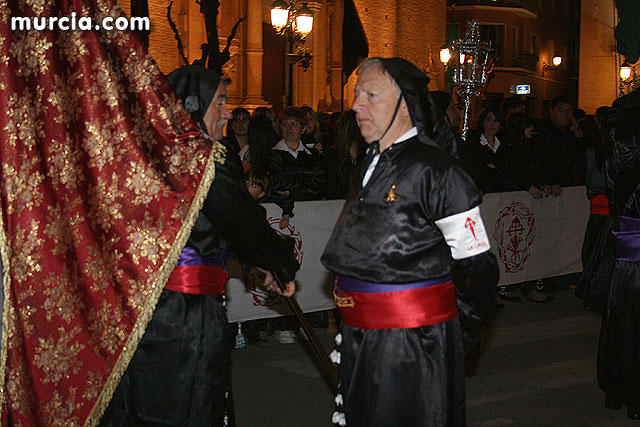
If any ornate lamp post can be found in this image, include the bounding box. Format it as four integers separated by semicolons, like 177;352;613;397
448;21;495;141
542;55;562;76
270;1;314;106
270;0;314;39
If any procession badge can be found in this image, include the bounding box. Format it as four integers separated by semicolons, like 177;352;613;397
493;201;535;273
386;185;406;202
333;286;355;308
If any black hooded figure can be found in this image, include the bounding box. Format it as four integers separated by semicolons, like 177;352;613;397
597;88;640;420
372;57;459;159
322;57;498;427
106;65;299;427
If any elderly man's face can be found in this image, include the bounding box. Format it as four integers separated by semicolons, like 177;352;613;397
203;83;232;140
550;102;572;128
352;65;402;144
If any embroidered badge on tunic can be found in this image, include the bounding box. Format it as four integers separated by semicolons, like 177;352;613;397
385;185;406;202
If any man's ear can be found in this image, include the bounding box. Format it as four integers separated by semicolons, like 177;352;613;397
399;98;410;119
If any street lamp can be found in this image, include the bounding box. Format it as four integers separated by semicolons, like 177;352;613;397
270;1;315;106
440;47;451;65
270;0;314;40
620;65;632;81
542;55;562;75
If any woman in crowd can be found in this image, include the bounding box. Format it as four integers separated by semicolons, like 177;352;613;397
463;103;508;194
323;110;366;199
247;114;278;172
301;105;325;153
253;106;279;136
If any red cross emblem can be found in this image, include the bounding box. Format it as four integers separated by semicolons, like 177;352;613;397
465;217;477;240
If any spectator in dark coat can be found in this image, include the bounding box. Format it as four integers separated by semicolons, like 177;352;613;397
266;107;327;204
531;96;585;196
463;103;508;193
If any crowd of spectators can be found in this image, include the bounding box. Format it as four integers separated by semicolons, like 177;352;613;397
222;95;597;207
460;95;590;198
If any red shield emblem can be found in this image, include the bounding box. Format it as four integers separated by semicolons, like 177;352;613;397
493;201;535;273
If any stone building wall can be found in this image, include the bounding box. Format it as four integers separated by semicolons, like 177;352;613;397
578;0;618;114
343;0;447;107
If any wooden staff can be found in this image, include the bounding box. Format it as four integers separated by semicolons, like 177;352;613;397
273;272;339;395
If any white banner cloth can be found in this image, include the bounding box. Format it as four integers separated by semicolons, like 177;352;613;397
226;186;589;322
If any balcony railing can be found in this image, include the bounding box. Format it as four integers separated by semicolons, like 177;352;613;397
490;49;538;72
447;0;539;13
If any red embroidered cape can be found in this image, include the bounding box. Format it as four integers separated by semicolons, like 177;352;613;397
0;1;219;425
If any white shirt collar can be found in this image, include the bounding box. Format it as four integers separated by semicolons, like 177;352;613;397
480;133;500;153
393;127;418;146
238;144;249;160
273;139;310;158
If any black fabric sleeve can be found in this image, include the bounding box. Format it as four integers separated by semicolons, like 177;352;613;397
426;157;498;352
424;159;482;221
451;251;499;353
201;158;299;282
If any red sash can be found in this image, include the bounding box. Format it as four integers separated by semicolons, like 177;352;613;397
165;265;229;295
590;194;612;216
334;279;458;330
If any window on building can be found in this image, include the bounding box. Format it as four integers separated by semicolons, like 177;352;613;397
511;27;519;65
480;24;505;66
530;33;540;59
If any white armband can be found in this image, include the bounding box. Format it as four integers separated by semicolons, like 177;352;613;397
435;206;491;260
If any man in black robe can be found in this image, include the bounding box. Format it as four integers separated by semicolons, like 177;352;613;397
322;57;499;427
107;66;298;426
598;88;640;420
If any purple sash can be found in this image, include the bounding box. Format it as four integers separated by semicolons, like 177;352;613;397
337;275;452;293
177;246;227;268
613;216;640;262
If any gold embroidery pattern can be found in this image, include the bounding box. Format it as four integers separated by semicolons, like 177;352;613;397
46;135;85;190
11;221;44;283
83;121;121;171
87;299;128;356
42;387;82;427
33;326;85;385
10;31;52;77
0;0;219;425
82;371;104;402
5;355;36;416
87;173;125;232
42;270;85;323
126;212;172;266
2;155;45;215
4;91;46;150
125;160;169;206
56;30;90;66
44;203;77;256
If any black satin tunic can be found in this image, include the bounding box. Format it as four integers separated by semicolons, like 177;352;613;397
322;136;499;427
322;136;482;283
108;143;299;427
598;89;640;413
